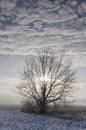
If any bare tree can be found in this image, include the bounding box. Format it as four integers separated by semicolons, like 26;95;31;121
17;48;76;114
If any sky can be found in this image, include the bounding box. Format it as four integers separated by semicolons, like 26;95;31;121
0;0;86;105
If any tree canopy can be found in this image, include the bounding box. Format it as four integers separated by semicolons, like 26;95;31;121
17;48;76;114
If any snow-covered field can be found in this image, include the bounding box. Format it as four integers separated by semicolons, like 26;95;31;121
0;108;86;130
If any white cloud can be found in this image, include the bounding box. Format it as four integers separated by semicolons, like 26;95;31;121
70;0;77;7
73;55;86;67
0;25;86;58
81;2;86;12
0;77;19;86
38;0;59;8
0;0;86;66
0;0;15;10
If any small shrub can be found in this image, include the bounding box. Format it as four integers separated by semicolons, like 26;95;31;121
21;100;39;114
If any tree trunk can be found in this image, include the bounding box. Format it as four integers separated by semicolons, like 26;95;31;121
39;101;46;114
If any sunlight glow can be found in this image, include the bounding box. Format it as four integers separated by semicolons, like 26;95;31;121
40;75;50;82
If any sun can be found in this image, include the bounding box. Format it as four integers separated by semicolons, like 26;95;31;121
40;75;50;82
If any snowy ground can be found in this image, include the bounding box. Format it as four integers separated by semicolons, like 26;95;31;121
0;108;86;130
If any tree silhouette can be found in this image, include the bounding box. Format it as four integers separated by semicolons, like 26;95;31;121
17;48;76;114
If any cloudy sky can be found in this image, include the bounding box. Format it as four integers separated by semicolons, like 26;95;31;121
0;0;86;105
